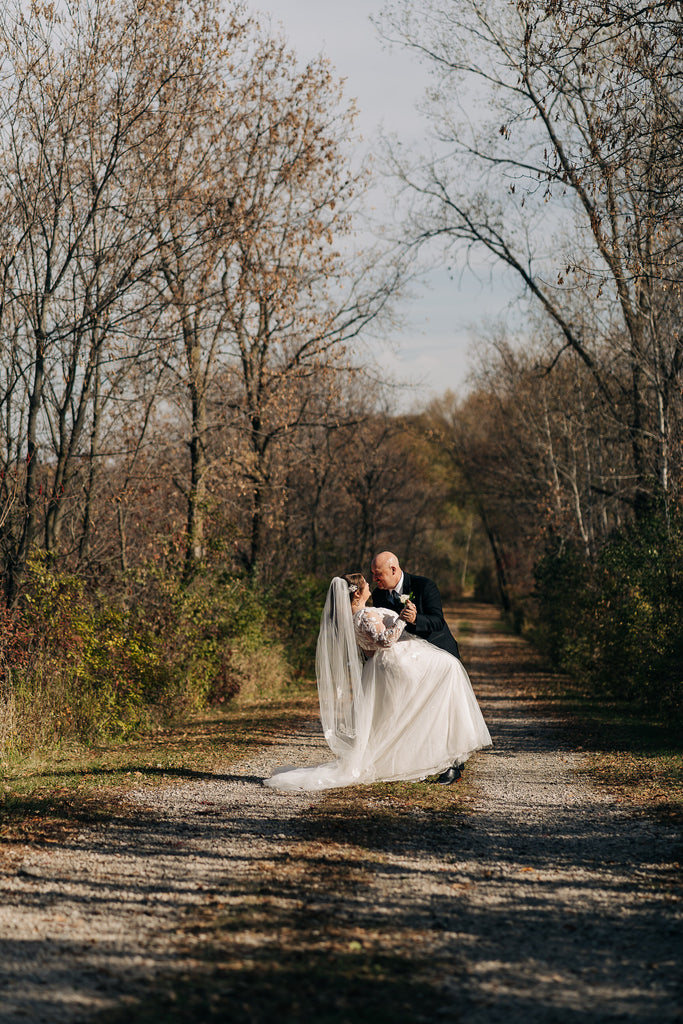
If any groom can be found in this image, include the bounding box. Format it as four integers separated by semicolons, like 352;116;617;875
370;551;460;660
370;551;463;785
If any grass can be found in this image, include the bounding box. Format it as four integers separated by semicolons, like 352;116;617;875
496;652;683;827
0;682;319;849
448;600;683;830
565;705;683;825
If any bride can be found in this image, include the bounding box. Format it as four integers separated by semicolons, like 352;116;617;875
264;573;491;791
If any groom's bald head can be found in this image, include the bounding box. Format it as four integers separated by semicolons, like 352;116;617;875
371;551;401;589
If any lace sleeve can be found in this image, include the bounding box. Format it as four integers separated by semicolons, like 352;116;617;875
354;608;406;650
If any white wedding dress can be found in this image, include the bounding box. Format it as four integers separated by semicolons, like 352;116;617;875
265;602;491;792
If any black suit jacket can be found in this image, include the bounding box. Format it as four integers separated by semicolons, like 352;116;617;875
372;571;460;660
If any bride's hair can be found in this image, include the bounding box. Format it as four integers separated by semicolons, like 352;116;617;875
342;572;365;598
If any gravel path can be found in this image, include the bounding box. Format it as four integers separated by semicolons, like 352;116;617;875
416;610;682;1022
0;604;680;1023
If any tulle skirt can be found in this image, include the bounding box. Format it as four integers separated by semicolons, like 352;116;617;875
265;635;491;791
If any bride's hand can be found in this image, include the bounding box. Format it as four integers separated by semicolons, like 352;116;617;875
399;600;417;623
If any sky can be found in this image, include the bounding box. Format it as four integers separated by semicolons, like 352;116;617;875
256;0;518;407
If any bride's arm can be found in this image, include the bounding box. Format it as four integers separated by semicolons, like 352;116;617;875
356;609;406;648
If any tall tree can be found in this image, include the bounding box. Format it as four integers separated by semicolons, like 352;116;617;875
0;0;207;599
214;39;400;574
382;0;683;516
132;2;250;577
146;28;403;578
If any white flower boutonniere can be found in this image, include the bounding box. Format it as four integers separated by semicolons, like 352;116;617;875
398;591;415;605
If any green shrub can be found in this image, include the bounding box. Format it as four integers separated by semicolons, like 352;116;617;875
532;509;683;716
132;568;297;707
6;558;169;748
0;557;329;760
266;574;329;677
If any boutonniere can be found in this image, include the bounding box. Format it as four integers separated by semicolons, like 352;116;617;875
398;591;416;605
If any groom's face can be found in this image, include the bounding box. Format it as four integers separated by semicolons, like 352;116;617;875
371;559;400;590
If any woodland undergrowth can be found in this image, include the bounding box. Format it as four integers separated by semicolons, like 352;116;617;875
0;557;326;763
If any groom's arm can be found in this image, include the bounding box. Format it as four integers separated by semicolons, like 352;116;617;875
406;578;447;636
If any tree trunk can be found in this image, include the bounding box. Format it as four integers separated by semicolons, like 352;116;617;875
78;357;102;567
8;323;46;605
184;325;207;580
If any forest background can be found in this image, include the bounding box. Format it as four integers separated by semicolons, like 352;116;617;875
0;0;681;761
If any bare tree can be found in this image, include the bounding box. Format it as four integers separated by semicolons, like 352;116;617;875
0;0;213;599
382;0;683;517
150;30;403;578
130;4;252;578
0;0;405;598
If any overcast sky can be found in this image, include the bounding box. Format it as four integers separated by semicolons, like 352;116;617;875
256;0;517;406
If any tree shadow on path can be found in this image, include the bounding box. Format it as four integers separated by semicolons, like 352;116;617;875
1;603;680;1024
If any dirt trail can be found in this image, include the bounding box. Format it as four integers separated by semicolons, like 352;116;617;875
439;604;682;1021
0;603;680;1023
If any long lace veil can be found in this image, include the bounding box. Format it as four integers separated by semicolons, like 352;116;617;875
315;577;364;757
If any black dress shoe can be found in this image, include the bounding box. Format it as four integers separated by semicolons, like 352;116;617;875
437;764;462;785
